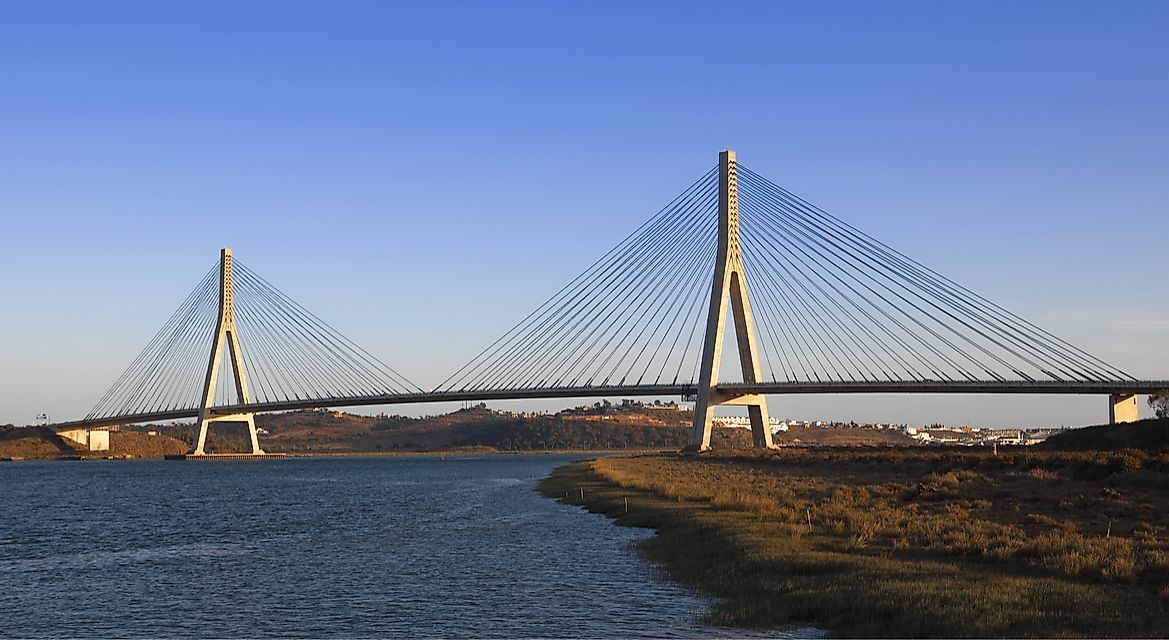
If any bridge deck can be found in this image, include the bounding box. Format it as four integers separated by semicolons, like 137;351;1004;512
53;380;1169;430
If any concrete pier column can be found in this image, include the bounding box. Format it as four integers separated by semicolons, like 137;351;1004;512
687;150;775;452
192;248;264;456
1109;393;1139;424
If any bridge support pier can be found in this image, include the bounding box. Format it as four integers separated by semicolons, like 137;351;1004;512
191;248;264;456
687;150;775;452
1109;393;1139;424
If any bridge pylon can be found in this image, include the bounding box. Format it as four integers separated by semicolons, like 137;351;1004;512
190;248;264;456
686;150;775;452
1109;393;1140;424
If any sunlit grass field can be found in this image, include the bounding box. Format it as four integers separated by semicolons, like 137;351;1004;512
540;448;1169;637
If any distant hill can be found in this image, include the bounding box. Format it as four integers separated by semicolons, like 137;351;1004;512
248;404;918;453
251;403;712;453
1041;418;1169;452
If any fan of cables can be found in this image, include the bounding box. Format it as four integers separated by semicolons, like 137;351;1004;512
86;259;422;421
438;162;1134;393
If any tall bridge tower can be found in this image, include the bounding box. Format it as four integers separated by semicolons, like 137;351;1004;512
191;248;263;456
687;150;775;452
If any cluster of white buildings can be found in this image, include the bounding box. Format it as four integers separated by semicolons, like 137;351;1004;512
713;415;928;435
712;416;791;432
908;426;1059;446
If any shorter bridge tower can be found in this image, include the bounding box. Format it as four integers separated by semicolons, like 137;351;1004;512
190;248;263;455
686;150;775;452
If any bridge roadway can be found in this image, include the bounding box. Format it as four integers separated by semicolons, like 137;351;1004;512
53;380;1169;430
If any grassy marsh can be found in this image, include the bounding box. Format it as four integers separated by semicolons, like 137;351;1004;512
539;449;1169;637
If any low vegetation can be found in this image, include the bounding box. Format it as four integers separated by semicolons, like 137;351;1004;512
540;449;1169;637
1042;417;1169;452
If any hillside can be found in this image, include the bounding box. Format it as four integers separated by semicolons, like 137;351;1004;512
106;430;190;457
251;404;713;453
1041;417;1169;452
0;426;188;460
773;424;917;447
246;404;919;453
0;426;80;459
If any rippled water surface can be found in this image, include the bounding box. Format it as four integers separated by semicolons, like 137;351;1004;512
0;455;811;638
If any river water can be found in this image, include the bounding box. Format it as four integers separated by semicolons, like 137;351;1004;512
0;455;813;638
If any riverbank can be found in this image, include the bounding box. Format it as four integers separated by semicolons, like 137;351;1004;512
539;449;1169;637
0;447;676;462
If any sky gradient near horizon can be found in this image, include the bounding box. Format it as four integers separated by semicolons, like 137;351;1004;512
1;1;1166;428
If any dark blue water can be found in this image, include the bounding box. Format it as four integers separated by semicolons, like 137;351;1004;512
0;456;812;638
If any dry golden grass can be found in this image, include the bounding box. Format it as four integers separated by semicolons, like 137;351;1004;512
540;448;1169;637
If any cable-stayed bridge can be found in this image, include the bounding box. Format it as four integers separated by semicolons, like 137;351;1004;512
54;151;1167;454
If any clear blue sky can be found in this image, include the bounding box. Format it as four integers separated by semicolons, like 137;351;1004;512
2;0;1166;427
